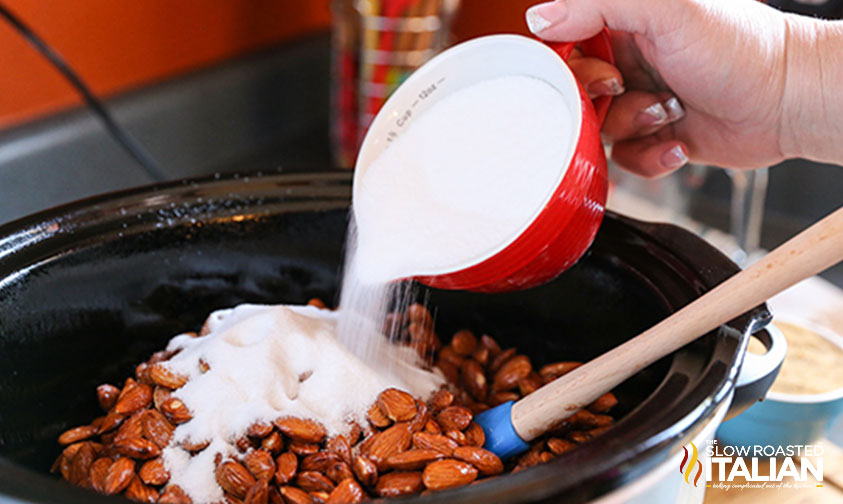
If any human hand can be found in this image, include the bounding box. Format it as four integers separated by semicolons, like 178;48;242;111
527;0;797;177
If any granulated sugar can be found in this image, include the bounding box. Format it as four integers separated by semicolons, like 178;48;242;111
160;304;443;503
352;74;572;284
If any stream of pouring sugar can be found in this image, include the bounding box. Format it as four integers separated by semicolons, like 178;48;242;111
336;218;422;372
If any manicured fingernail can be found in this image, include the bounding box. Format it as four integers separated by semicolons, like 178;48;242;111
664;97;685;122
587;78;625;99
526;1;567;34
661;145;689;170
636;102;669;128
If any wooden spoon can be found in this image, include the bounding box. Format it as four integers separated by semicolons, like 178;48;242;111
476;206;843;458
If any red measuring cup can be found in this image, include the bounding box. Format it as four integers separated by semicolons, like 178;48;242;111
355;31;614;292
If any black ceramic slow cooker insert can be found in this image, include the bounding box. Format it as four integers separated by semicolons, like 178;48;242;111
0;170;776;503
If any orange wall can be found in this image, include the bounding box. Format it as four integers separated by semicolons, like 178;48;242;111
0;0;535;130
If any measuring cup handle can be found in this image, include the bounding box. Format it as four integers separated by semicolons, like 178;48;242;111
545;28;615;126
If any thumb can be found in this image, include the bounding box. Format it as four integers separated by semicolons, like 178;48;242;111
526;0;677;41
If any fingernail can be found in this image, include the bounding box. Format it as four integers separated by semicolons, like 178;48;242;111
636;102;668;128
526;1;567;34
587;78;625;99
664;97;685;122
661;145;689;170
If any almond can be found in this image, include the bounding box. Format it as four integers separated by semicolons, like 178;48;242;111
97;384;120;411
384;449;446;471
436;406;472;431
451;330;478;356
351;455;377;487
424;419;442;434
587;392;618;413
114;383;153;415
125;475;159;503
464;422;485;447
408;322;438;358
539;361;582;381
307;298;327;308
89;457;112;493
247;421;274;439
568;409;600;429
288;440;320;456
438;346;464;367
460;359;488;402
296;471;335;493
472;346;490;366
300;451;338;473
115;437;161;460
103;457;135;495
142;409;175;449
325;478;364;504
139;457;170;486
453;446;503;475
279;486;314;504
376;388;417;422
547;438;576;455
326;435;351;465
274;452;298;485
374;471;423;497
411;432;459;456
135;363;153;385
216;460;256;499
68;441;96;486
235;437;256;454
407;401;429;433
346;423;362;445
181;437;210;452
261;431;284;455
244;478;270;504
489;348;516;373
153;385;172;411
446;429;468;446
518;372;543;396
406;303;433;327
422;459;478;490
149;363;189;389
160;397;192;424
362;422;412;470
58;425;98;445
492;355;531;392
115;410;146;443
435;359;459;384
97;410;125;434
158;484;193;504
244;449;276;481
568;430;591;443
274;417;327;443
429;389;454;411
366;403;391;429
325;461;354;485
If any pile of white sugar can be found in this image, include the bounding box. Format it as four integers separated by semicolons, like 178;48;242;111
160;304;443;503
352;74;573;285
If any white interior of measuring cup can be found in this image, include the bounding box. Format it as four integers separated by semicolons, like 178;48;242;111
353;34;584;277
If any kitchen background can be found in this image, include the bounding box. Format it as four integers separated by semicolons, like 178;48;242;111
0;1;841;501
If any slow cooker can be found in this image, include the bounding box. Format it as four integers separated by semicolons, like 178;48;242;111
0;170;782;503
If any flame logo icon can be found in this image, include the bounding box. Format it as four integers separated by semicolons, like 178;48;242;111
680;442;704;486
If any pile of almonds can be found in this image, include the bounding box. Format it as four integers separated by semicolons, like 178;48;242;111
53;302;617;503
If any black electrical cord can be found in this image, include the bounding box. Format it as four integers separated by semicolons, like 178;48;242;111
0;2;168;181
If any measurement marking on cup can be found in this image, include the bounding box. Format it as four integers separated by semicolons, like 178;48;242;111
412;100;419;107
